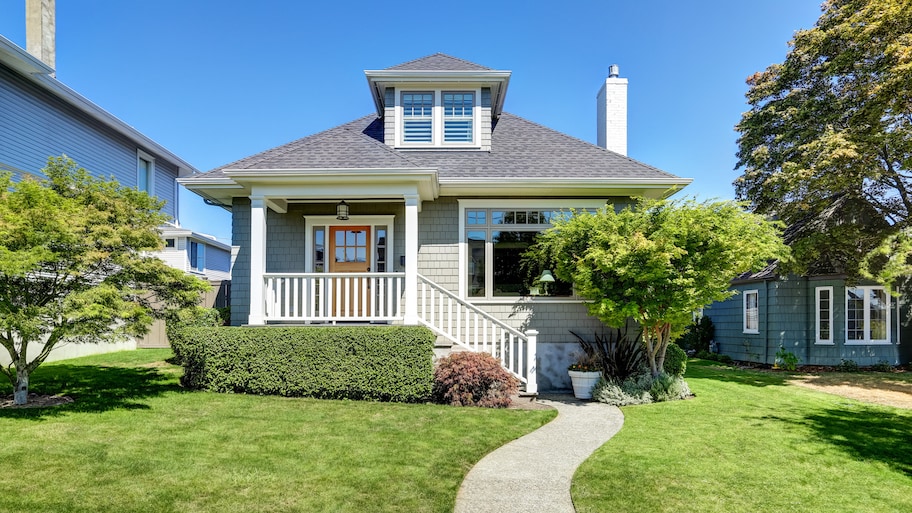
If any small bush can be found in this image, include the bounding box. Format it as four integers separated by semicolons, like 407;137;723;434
166;306;222;363
663;343;687;377
593;370;692;406
649;373;692;402
775;345;800;371
433;352;519;408
677;316;715;353
695;350;734;366
836;359;859;372
871;360;894;372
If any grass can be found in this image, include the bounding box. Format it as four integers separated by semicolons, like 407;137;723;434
0;349;555;513
572;359;912;512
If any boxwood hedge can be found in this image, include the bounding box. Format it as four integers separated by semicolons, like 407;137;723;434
173;326;435;402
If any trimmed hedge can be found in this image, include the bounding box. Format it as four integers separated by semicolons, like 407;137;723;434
175;326;435;402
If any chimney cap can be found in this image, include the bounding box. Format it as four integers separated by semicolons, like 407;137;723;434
608;64;620;78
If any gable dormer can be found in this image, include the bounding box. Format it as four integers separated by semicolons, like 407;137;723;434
365;54;510;151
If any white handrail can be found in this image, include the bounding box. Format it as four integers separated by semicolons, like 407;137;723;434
264;272;404;322
417;274;537;393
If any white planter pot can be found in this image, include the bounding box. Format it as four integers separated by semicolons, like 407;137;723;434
568;370;601;399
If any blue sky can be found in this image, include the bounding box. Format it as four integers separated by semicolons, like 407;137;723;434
0;0;824;244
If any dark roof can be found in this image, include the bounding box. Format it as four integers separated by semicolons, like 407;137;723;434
385;53;492;71
199;113;679;182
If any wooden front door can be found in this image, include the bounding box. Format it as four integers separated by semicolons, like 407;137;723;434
329;226;371;316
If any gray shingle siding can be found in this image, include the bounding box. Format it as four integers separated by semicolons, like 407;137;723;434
230;198;252;325
0;61;177;218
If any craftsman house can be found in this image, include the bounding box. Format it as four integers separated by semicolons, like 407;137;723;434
180;54;691;391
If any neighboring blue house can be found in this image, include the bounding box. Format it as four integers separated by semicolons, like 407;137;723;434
705;264;912;367
180;54;692;392
0;19;201;360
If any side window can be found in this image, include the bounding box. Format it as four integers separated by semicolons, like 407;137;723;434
743;290;759;334
137;150;155;195
815;286;833;344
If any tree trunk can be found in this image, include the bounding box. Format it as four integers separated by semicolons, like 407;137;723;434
14;366;29;405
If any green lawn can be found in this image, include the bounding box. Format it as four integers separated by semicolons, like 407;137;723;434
0;350;555;513
572;359;912;512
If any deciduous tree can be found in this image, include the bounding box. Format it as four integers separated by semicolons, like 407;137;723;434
0;157;209;405
530;199;787;377
735;0;912;281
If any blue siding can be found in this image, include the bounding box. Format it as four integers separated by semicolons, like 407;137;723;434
705;276;908;366
0;62;177;218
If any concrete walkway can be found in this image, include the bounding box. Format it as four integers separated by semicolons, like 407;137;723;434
454;394;624;513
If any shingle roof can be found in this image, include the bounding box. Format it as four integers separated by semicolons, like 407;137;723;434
198;112;680;182
385;53;492;71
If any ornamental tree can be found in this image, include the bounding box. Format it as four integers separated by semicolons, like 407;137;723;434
0;157;209;405
529;199;788;377
735;0;912;281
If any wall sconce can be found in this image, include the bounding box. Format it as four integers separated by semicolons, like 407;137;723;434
336;200;350;220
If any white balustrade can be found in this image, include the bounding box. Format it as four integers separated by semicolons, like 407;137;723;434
264;273;404;322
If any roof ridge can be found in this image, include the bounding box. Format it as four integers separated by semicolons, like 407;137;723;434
385;53;491;70
498;112;679;178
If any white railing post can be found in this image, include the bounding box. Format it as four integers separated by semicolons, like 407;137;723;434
525;330;538;394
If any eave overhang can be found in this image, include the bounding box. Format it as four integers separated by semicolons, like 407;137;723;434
179;168;440;212
364;69;512;119
438;177;693;199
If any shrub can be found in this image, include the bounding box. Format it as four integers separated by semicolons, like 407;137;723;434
433;352;519;408
836;359;859;372
175;326;435;402
570;329;645;381
677;316;715;353
717;354;734;365
593;370;692;406
871;360;894;372
775;345;800;371
649;373;692;402
663;343;687;377
695;350;734;366
166;306;223;363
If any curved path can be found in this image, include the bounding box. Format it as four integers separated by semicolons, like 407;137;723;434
454;395;624;513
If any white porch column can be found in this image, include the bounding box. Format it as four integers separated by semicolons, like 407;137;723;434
404;194;419;325
524;330;538;394
248;196;267;325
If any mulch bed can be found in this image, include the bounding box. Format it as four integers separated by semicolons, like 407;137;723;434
0;394;74;409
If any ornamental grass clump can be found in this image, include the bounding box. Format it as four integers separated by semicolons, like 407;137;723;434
433;352;518;408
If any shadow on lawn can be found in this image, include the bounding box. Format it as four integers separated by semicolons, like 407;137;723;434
779;404;912;477
0;364;182;420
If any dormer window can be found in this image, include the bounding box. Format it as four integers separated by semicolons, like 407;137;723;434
398;90;477;147
402;93;433;142
443;92;473;142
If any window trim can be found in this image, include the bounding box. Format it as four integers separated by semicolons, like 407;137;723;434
815;286;834;345
743;289;759;334
136;149;155;196
396;88;480;148
457;199;607;302
845;286;891;345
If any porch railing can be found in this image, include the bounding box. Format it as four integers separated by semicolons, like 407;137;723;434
417;274;537;394
264;272;404;322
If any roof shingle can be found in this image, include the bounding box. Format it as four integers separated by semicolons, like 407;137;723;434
385;53;492;71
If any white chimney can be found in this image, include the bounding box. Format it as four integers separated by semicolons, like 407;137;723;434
596;63;627;155
26;0;56;74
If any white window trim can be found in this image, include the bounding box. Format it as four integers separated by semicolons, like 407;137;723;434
136;149;155;196
743;289;759;334
457;199;606;302
815;286;834;345
396;87;480;148
845;286;891;345
303;215;396;274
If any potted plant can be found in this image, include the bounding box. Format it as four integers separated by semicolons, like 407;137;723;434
567;351;602;399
